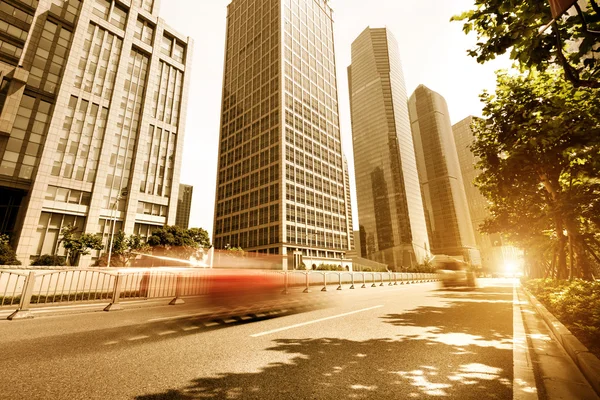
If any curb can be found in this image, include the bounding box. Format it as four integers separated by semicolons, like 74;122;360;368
523;287;600;396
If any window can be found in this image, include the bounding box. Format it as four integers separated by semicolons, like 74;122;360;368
161;35;172;57
134;18;154;45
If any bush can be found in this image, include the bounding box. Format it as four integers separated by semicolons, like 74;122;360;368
0;234;21;265
31;254;67;266
524;279;600;358
316;263;345;271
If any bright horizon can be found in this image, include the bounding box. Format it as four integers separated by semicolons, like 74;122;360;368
159;0;511;237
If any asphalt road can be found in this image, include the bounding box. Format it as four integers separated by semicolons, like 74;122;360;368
0;278;518;399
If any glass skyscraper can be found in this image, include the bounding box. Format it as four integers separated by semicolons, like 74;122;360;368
348;27;430;268
408;85;479;264
453;116;521;272
213;0;352;268
0;0;192;265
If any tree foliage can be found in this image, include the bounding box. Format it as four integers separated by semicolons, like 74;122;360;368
0;234;21;266
59;225;104;266
96;231;150;267
453;0;600;88
472;68;600;279
31;254;66;266
146;225;211;265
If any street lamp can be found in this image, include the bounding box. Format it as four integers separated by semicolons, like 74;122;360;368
107;188;128;268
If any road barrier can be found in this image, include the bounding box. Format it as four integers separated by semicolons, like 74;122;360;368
0;269;439;320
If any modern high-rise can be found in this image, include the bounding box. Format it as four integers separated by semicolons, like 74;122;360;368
408;85;479;263
175;183;192;229
0;0;192;265
213;0;352;268
453;116;521;272
348;27;430;269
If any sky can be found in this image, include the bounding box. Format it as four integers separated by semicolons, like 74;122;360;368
159;0;511;236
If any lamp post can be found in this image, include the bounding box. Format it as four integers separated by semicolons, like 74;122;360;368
107;188;128;268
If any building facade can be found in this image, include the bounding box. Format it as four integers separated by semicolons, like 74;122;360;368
408;85;479;264
175;183;192;228
213;0;352;268
348;27;430;269
452;116;521;272
0;0;192;265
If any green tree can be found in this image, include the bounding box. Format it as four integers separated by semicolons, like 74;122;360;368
453;0;600;88
0;234;21;266
472;69;600;279
97;232;150;267
146;225;211;265
59;225;104;266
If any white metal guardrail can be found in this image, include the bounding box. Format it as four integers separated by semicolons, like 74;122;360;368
0;269;439;320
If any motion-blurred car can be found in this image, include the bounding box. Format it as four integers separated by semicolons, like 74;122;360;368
436;261;476;288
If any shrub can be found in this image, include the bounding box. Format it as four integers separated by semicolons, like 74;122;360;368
0;234;21;265
524;279;600;358
31;254;67;266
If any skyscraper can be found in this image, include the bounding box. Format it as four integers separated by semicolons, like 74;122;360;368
348;27;430;268
408;85;479;263
0;0;192;265
213;0;352;268
453;116;521;272
175;183;193;229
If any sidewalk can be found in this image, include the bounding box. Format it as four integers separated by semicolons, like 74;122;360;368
517;288;599;400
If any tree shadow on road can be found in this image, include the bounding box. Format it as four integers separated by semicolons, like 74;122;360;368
135;286;515;399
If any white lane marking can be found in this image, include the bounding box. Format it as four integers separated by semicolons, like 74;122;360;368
513;282;538;400
148;312;207;322
128;335;150;341
158;330;177;336
204;321;219;327
104;341;119;345
182;325;200;331
250;305;384;337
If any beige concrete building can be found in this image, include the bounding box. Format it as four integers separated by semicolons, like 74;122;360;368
175;183;192;229
408;85;479;265
213;0;352;269
348;27;430;269
453;116;521;272
0;0;192;265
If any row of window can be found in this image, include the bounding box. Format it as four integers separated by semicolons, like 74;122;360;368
52;96;108;182
216;182;279;218
136;201;168;217
45;185;91;206
286;224;348;249
0;95;52;179
214;225;280;250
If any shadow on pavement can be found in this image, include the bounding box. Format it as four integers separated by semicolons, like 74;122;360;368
135;285;514;399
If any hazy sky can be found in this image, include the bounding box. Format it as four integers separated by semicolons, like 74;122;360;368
159;0;511;235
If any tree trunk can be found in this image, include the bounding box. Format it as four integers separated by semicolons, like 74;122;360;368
556;218;568;279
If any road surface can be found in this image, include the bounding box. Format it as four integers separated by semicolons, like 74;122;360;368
0;278;530;399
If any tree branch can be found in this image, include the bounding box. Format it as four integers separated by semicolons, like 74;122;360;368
553;21;600;88
574;3;600;36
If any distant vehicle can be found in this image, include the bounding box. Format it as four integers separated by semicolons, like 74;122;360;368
436;260;476;288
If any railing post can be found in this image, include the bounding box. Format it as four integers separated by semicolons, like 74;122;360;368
393;273;398;285
361;273;366;288
303;272;310;293
350;272;355;289
104;273;123;311
282;272;289;295
321;272;327;292
170;274;185;305
388;272;393;286
371;273;377;288
7;272;36;320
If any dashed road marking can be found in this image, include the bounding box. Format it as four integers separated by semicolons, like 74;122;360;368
128;335;150;341
251;305;384;337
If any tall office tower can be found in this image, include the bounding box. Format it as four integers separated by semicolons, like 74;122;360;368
408;85;479;263
0;0;192;265
453;116;521;272
175;183;193;229
213;0;352;268
348;27;430;268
